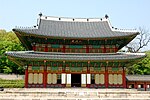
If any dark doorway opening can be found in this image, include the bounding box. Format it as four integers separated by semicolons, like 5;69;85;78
71;74;81;87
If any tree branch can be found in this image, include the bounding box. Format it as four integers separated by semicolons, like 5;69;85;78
126;27;150;53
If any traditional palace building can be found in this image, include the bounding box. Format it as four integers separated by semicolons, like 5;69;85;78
6;14;148;90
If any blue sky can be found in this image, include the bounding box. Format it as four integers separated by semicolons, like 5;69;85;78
0;0;150;51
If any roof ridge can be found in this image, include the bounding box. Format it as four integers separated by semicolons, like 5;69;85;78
40;15;107;22
12;14;139;38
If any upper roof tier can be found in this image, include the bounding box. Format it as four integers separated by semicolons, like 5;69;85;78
13;14;139;39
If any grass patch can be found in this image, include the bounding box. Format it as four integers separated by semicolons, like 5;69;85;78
0;78;24;88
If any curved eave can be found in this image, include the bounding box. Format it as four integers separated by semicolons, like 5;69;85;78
6;51;146;62
13;30;32;50
7;56;24;67
126;75;150;82
12;28;139;40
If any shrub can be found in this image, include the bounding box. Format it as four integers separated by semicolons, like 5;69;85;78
0;79;24;88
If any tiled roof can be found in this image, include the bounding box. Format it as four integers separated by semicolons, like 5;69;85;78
13;16;138;38
6;51;146;61
126;75;150;82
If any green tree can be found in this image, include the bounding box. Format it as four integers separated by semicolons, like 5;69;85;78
127;51;150;75
0;30;25;74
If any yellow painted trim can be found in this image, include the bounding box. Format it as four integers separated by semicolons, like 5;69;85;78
81;84;86;87
66;84;71;87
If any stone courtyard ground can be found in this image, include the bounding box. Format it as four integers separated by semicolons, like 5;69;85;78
1;88;150;100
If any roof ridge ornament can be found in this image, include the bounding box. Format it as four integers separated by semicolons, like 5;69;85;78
39;12;42;17
105;14;109;19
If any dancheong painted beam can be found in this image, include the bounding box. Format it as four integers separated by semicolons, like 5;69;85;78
5;13;147;89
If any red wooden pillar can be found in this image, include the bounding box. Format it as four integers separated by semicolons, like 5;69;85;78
43;70;47;88
103;45;106;53
126;82;129;88
43;60;47;88
135;82;138;89
115;46;118;52
104;39;107;53
145;82;147;91
63;45;65;53
86;45;89;53
32;45;36;51
105;67;108;88
123;67;126;88
45;44;48;52
25;68;28;88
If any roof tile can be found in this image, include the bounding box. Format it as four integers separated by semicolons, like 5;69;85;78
13;17;138;38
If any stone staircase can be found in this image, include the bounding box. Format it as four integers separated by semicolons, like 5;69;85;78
0;88;150;100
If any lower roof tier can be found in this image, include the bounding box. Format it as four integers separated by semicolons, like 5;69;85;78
6;51;146;61
126;75;150;82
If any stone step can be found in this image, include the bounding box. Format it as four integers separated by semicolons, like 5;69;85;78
0;88;150;100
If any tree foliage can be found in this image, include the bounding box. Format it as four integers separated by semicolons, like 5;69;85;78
0;30;25;74
127;51;150;75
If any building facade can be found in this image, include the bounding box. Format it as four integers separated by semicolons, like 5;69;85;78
6;14;146;88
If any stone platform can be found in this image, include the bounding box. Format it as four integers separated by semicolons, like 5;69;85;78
0;88;150;100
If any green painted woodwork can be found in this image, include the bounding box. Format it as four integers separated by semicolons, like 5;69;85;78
46;61;51;65
32;66;40;70
120;62;125;66
26;35;132;51
64;62;89;67
108;62;113;66
92;45;101;48
33;61;39;65
77;62;82;66
27;61;32;65
94;67;101;71
70;62;77;67
101;62;107;66
70;67;82;71
47;38;64;44
57;62;63;67
114;62;119;66
51;44;61;48
51;66;58;71
89;40;104;45
106;39;113;45
65;39;72;44
109;45;112;48
112;67;119;71
106;39;118;45
52;62;57;67
28;36;129;50
69;45;83;48
27;61;125;72
82;62;88;67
